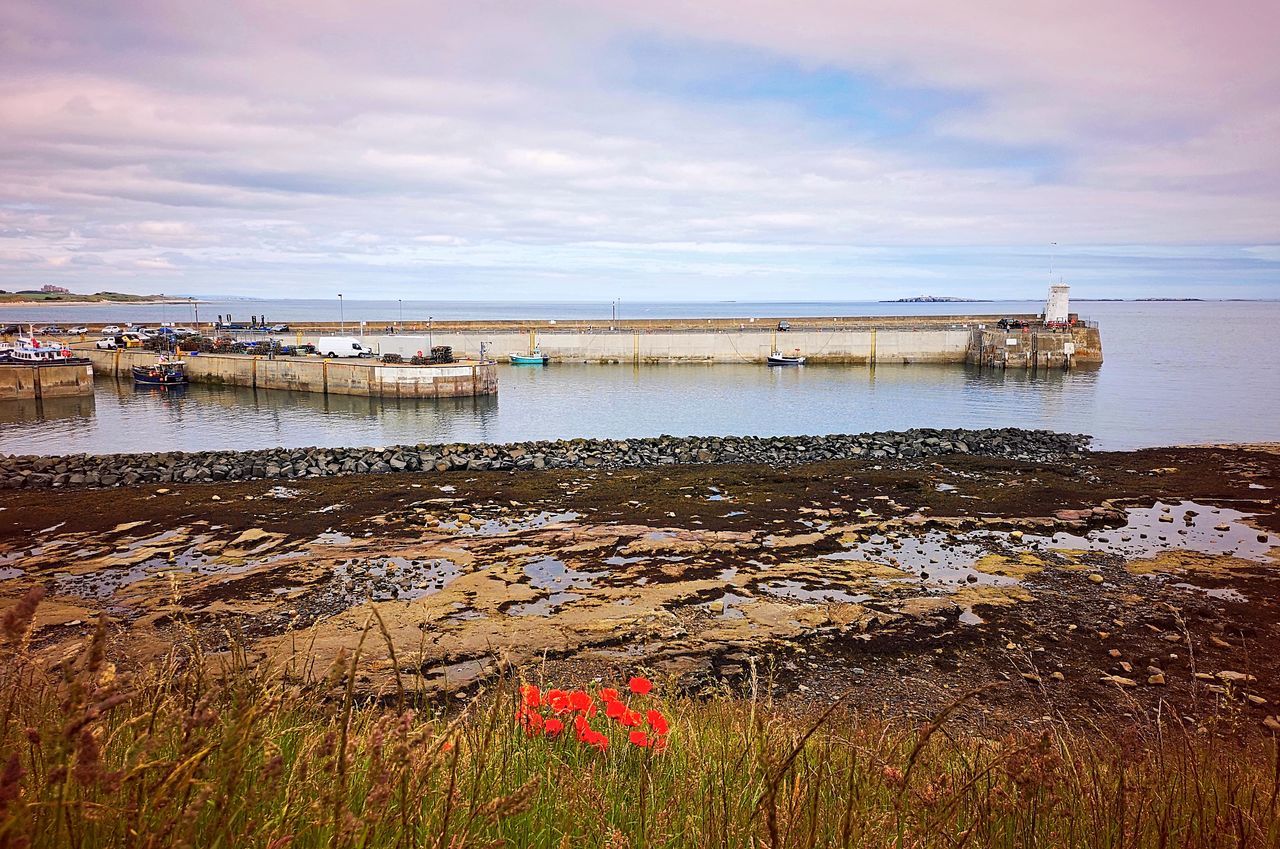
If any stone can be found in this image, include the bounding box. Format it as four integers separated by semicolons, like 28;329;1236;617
1147;673;1165;685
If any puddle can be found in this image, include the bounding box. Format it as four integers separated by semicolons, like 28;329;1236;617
824;531;1015;586
458;511;581;537
265;486;301;499
1170;582;1247;602
723;511;747;518
507;592;583;616
757;580;870;604
331;557;461;601
959;608;985;625
313;531;354;545
0;566;23;581
1033;501;1276;561
523;556;606;591
935;483;957;493
703;591;755;619
604;554;646;566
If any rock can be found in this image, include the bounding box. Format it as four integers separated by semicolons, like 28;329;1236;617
1088;573;1105;584
1264;716;1280;732
1216;670;1256;683
1049;671;1065;681
1245;694;1268;706
1147;673;1166;685
1101;675;1138;688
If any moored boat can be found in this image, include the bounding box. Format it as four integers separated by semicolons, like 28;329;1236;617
0;334;80;364
131;358;188;386
766;351;806;366
509;350;550;365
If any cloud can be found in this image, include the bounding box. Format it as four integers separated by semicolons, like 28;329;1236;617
0;0;1276;299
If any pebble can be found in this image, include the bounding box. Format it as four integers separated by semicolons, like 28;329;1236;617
1088;573;1105;584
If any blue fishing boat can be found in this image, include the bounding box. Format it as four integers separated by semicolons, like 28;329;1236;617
509;349;550;365
132;358;188;386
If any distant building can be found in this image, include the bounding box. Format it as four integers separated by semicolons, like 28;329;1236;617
1045;284;1070;324
40;284;70;294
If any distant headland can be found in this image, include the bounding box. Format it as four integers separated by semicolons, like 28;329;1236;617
0;289;195;306
880;295;990;303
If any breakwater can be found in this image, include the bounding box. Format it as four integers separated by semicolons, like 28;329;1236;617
0;427;1090;489
83;347;498;399
307;315;1102;367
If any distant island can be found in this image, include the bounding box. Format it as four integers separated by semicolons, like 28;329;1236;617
0;289;193;305
881;295;989;303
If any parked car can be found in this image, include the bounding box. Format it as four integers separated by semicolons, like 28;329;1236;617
168;326;195;336
777;320;791;331
100;324;122;335
95;337;118;349
1;324;20;335
67;325;89;335
39;325;63;335
269;323;290;332
996;317;1029;330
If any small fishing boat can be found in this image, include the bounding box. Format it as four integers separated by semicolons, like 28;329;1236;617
766;351;806;366
131;358;188;386
509;349;550;365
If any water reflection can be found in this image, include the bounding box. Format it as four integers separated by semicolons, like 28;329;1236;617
0;393;96;426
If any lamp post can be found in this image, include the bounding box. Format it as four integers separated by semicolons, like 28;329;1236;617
338;294;344;334
399;299;403;331
428;315;433;351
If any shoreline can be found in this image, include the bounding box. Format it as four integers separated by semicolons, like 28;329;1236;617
0;298;203;308
1;440;1277;737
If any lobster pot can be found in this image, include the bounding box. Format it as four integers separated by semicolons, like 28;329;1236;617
431;345;454;364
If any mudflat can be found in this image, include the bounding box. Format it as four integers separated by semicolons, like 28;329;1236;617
2;444;1277;733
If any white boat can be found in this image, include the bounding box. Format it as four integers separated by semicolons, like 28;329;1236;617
0;335;78;364
767;351;806;366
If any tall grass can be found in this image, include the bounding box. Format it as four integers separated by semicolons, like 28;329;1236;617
2;588;1278;848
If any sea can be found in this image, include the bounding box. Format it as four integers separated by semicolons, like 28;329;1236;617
1;299;1277;456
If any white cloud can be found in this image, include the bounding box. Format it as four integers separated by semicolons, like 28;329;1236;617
0;0;1275;298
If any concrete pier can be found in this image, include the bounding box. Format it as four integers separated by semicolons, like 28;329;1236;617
0;360;95;401
84;348;498;398
324;315;1102;366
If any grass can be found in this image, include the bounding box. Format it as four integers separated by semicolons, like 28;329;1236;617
2;587;1278;848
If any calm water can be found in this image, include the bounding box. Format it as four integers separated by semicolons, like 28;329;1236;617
1;301;1277;455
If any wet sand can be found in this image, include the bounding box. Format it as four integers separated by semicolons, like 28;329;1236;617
2;445;1277;732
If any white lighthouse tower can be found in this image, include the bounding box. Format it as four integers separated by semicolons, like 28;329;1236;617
1044;283;1070;325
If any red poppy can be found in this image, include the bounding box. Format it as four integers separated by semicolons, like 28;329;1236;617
520;684;541;707
629;730;652;748
599;687;620;702
628;676;653;695
574;714;591;737
569;690;592;712
544;718;564;737
517;707;544;736
605;700;626;720
646;709;669;736
584;730;609;751
618;708;642;728
547;689;571;714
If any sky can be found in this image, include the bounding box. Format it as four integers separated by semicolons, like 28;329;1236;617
1;0;1278;301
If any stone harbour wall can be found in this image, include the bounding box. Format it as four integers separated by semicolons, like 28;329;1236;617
0;428;1091;490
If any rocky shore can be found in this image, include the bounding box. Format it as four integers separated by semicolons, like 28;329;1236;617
0;427;1088;489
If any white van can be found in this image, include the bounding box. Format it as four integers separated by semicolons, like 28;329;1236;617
315;336;374;358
